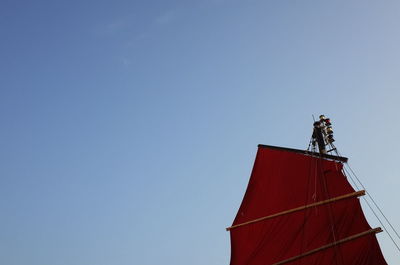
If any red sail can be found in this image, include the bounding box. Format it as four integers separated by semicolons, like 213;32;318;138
229;145;387;265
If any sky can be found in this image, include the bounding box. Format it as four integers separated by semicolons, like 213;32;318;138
1;0;400;264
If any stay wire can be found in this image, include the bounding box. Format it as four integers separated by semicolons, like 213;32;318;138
332;144;400;241
331;145;400;253
345;163;400;242
341;167;400;253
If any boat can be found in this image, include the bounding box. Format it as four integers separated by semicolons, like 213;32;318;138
226;115;389;264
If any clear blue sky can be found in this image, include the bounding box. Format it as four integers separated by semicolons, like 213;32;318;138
1;1;400;264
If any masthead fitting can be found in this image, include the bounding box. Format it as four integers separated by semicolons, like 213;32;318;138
312;115;335;153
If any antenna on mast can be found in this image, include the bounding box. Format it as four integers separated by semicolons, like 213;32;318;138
312;115;335;154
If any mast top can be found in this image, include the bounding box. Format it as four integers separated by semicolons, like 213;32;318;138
312;115;335;154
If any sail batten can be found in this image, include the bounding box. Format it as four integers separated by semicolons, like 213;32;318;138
273;227;383;265
229;145;387;265
226;190;365;231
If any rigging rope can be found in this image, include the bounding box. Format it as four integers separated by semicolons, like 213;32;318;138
330;144;400;253
344;164;400;241
317;155;344;265
298;152;314;265
343;167;400;253
343;166;400;252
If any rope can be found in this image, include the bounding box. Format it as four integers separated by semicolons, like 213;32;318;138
342;166;400;253
317;155;344;265
298;152;313;265
345;164;400;241
306;133;314;152
331;145;400;253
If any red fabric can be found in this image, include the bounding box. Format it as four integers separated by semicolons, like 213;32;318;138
229;146;387;265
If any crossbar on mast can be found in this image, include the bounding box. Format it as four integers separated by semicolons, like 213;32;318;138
226;190;365;231
273;227;383;265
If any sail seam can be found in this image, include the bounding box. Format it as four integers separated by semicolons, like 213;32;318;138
226;190;365;231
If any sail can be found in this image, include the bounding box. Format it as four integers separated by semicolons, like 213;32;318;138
228;145;387;265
